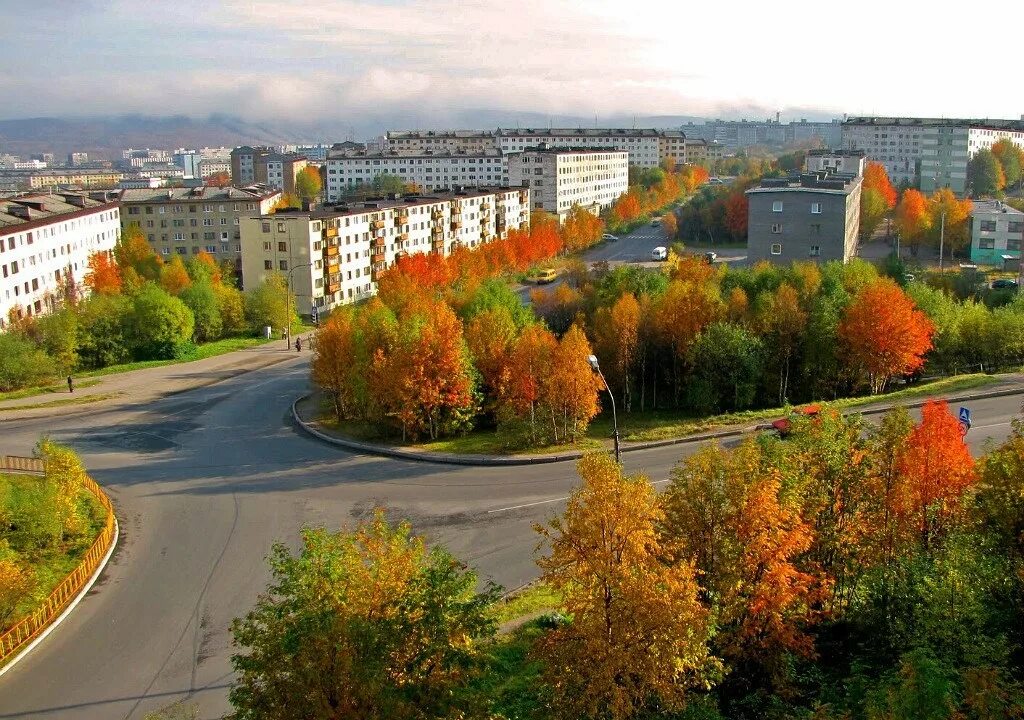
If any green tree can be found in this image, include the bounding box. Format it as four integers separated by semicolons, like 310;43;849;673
37;308;78;376
860;187;890;241
0;333;55;391
127;283;195;360
179;280;222;342
214;283;246;336
990;138;1022;188
687;321;762;413
244;272;294;334
967;149;1005;197
230;511;498;720
76;293;131;369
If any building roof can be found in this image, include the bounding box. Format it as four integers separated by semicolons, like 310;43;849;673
497;128;663;138
327;148;504;160
746;171;861;195
512;145;631;156
118;184;281;203
843;116;1024;132
387;130;496;139
260;187;526;220
971;200;1024;216
807;149;866;158
0;191;118;231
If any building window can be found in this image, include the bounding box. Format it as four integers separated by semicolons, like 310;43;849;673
810;202;822;214
771;223;782;234
279;260;288;271
264;260;272;270
1007;239;1021;251
809;245;821;257
277;241;287;252
772;201;783;212
262;222;271;233
277;222;285;233
770;243;782;255
980;220;997;232
1008;221;1023;234
809;223;821;235
979;238;996;250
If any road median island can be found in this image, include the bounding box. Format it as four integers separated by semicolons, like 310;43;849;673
0;455;119;676
295;374;1024;466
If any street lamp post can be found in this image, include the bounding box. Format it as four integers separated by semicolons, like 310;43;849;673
938;210;946;273
587;354;620;464
285;261;313;347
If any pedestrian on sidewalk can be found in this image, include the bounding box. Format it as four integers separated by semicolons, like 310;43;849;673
67;375;74;393
295;337;302;352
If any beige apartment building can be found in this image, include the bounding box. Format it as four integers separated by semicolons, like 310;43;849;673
385;130;499;154
240;187;529;315
507;147;629;221
120;185;281;279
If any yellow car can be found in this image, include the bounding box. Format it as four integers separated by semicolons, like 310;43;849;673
530;268;558;284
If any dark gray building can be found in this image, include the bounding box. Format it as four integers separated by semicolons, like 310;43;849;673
746;171;862;265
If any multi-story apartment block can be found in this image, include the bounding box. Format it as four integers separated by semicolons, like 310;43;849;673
658;131;687;169
324;149;506;200
385;131;499;154
230;146;274;185
198;159;231;178
67;152;90;167
507;147;629;221
682;118;842;150
173;150;203;179
842;117;1024;194
265;154;308;195
746;170;862;265
804;149;866;176
240;187;529;315
0;169;125;191
0;192;121;328
120;185;281;278
970;200;1024;267
497;128;662;167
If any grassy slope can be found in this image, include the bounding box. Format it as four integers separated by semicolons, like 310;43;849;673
0;473;108;631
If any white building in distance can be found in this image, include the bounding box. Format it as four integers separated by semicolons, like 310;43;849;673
507;147;629;221
241;187;529;315
498;128;662;167
0;192;121;329
324;149;506;200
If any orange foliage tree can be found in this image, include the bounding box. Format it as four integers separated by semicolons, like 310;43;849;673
927;188;973;257
894;189;932;255
205;171;231;187
862;162;898;209
84;250;122;295
311;310;360;421
591;292;641;412
545;325;602;443
838;279;934;394
723;190;749;240
896;400;977;552
159;255;192;296
497;324;558;442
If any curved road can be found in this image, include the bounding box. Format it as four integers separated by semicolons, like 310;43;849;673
0;356;1020;719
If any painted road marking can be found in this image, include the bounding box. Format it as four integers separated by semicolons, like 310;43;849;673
487;479;671;514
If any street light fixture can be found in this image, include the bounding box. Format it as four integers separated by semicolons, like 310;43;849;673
587;354;620;464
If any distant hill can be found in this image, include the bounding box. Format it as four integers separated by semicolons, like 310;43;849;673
0;111;717;159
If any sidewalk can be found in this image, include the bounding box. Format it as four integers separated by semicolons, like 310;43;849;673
0;339;308;420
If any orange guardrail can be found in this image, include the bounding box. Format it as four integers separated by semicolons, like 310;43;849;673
1;455;45;474
0;467;116;666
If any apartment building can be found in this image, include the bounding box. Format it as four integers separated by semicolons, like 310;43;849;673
746;170;862;265
497;128;662;167
198;159;231;178
0;192;121;329
240;187;529;315
0;169;125;191
120;185;281;278
970;200;1024;267
324;149;506;200
681;118;842;149
230;146;274;185
659;131;687;168
842;117;1024;194
804;149;866;176
507;147;629;221
385;130;499;154
265;154;308;194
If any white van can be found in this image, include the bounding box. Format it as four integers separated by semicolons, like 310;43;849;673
651;246;668;261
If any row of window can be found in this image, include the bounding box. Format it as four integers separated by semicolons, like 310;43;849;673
768;243;821;257
771;201;823;214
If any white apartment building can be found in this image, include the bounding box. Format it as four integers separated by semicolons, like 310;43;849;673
385;131;498;154
970;200;1024;267
507;147;629;221
0;192;121;329
498;128;663;167
842;117;1024;194
324;150;506;200
240;187;529;315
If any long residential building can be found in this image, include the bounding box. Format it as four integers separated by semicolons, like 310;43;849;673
0;169;125;192
385;130;499;154
841;117;1024;194
324;149;507;200
119;185;282;278
240;187;530;316
497;128;662;167
507;147;629;221
1;192;121;329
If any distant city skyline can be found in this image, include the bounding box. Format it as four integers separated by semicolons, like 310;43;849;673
2;0;1022;125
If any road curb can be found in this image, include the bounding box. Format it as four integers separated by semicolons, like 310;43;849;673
0;514;119;679
292;383;1024;467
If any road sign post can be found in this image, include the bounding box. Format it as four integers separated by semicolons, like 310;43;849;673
958;406;971;436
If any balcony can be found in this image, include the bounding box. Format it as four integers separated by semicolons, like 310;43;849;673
372;251;384;263
450;219;462;230
480;231;488;241
327;283;340;294
432;209;445;220
326;254;340;267
370;219;385;230
397;232;408;242
480;202;490;211
324;245;338;257
395;214;409;226
326;227;338;238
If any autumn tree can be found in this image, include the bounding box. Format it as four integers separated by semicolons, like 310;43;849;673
84;250;122;295
860;187;890;241
651;278;723;401
661;211;678;240
311;310;360;421
591;293;641;412
755;283;807;404
663;441;816;693
562;204;604;253
990;138;1023;188
893;189;932;256
294;166;323;204
204;171;231;187
967;148;1006;197
546;325;602;443
230;511;499;720
927;188;973;258
896;400;977;553
863;162;898;210
497;323;558;445
464;305;518;414
0;558;34;630
838;279;934;394
536;453;714;720
159;255;192;295
272;192;300;212
115;225;162;286
723;189;749;240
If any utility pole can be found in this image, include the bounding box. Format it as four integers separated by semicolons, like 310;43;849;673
938;210;946;273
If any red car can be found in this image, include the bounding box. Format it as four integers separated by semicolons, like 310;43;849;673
771;404;821;437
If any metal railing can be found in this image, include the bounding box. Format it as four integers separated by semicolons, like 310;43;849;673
0;459;116;667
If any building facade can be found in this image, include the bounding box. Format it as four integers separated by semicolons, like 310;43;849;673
970;200;1024;266
385;131;499;154
0;192;121;329
265;154;308;195
0;169;125;191
506;147;629;221
230;146;274;185
746;171;862;265
324;149;506;200
497;128;662;167
240;187;529;315
804;149;867;176
120;185;281;279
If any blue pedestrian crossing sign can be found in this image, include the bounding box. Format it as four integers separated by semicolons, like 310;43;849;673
958;406;972;428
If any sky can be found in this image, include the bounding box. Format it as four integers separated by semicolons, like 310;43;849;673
2;0;1022;126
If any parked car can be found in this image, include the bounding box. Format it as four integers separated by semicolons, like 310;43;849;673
602;233;618;242
704;251;718;264
528;268;558;284
651;246;668;261
770;404;821;438
651;217;662;227
991;278;1019;290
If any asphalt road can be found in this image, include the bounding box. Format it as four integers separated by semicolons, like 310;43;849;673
0;357;1020;719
